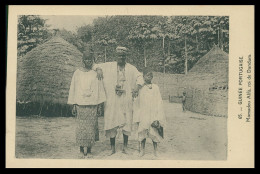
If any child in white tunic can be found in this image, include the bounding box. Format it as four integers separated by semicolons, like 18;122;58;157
133;67;166;157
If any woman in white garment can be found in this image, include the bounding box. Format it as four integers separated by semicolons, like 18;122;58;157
68;49;106;158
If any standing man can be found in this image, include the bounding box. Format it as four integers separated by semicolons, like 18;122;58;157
94;46;143;155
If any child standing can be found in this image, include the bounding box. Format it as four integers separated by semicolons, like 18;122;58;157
133;67;166;157
182;91;186;112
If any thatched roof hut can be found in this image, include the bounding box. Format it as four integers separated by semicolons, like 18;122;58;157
16;36;83;116
181;45;229;89
189;45;229;75
180;45;229;117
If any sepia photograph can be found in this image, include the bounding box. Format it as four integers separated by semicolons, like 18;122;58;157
6;5;254;168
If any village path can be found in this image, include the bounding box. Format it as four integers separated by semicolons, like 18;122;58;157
15;101;227;160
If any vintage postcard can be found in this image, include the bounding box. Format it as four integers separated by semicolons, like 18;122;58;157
6;5;254;168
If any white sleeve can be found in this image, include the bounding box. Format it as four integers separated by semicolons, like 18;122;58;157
156;85;166;128
97;79;107;104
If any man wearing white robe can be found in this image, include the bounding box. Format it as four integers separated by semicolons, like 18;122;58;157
94;46;143;155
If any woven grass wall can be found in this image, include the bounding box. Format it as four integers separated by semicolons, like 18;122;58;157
152;72;184;100
180;46;229;117
16;37;83;117
184;85;228;117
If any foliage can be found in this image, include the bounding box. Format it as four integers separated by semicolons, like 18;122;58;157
82;15;229;73
17;15;52;57
55;29;86;52
18;15;229;74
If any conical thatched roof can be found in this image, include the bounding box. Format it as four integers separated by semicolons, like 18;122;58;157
189;45;228;79
180;45;229;89
16;36;82;105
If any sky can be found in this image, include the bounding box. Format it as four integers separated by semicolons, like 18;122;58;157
41;15;102;33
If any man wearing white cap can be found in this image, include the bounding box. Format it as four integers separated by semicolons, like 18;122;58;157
94;46;143;155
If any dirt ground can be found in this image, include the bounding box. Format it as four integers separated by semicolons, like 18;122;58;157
15;101;227;160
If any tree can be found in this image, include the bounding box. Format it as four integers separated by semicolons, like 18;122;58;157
151;16;178;73
71;15;229;73
18;15;51;56
55;29;85;52
216;16;229;52
95;34;117;62
128;22;157;67
174;17;195;74
77;24;93;43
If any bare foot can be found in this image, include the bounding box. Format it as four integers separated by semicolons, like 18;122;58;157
122;148;128;154
153;150;158;157
83;152;88;158
108;150;116;156
87;153;94;158
138;150;145;157
78;152;84;159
